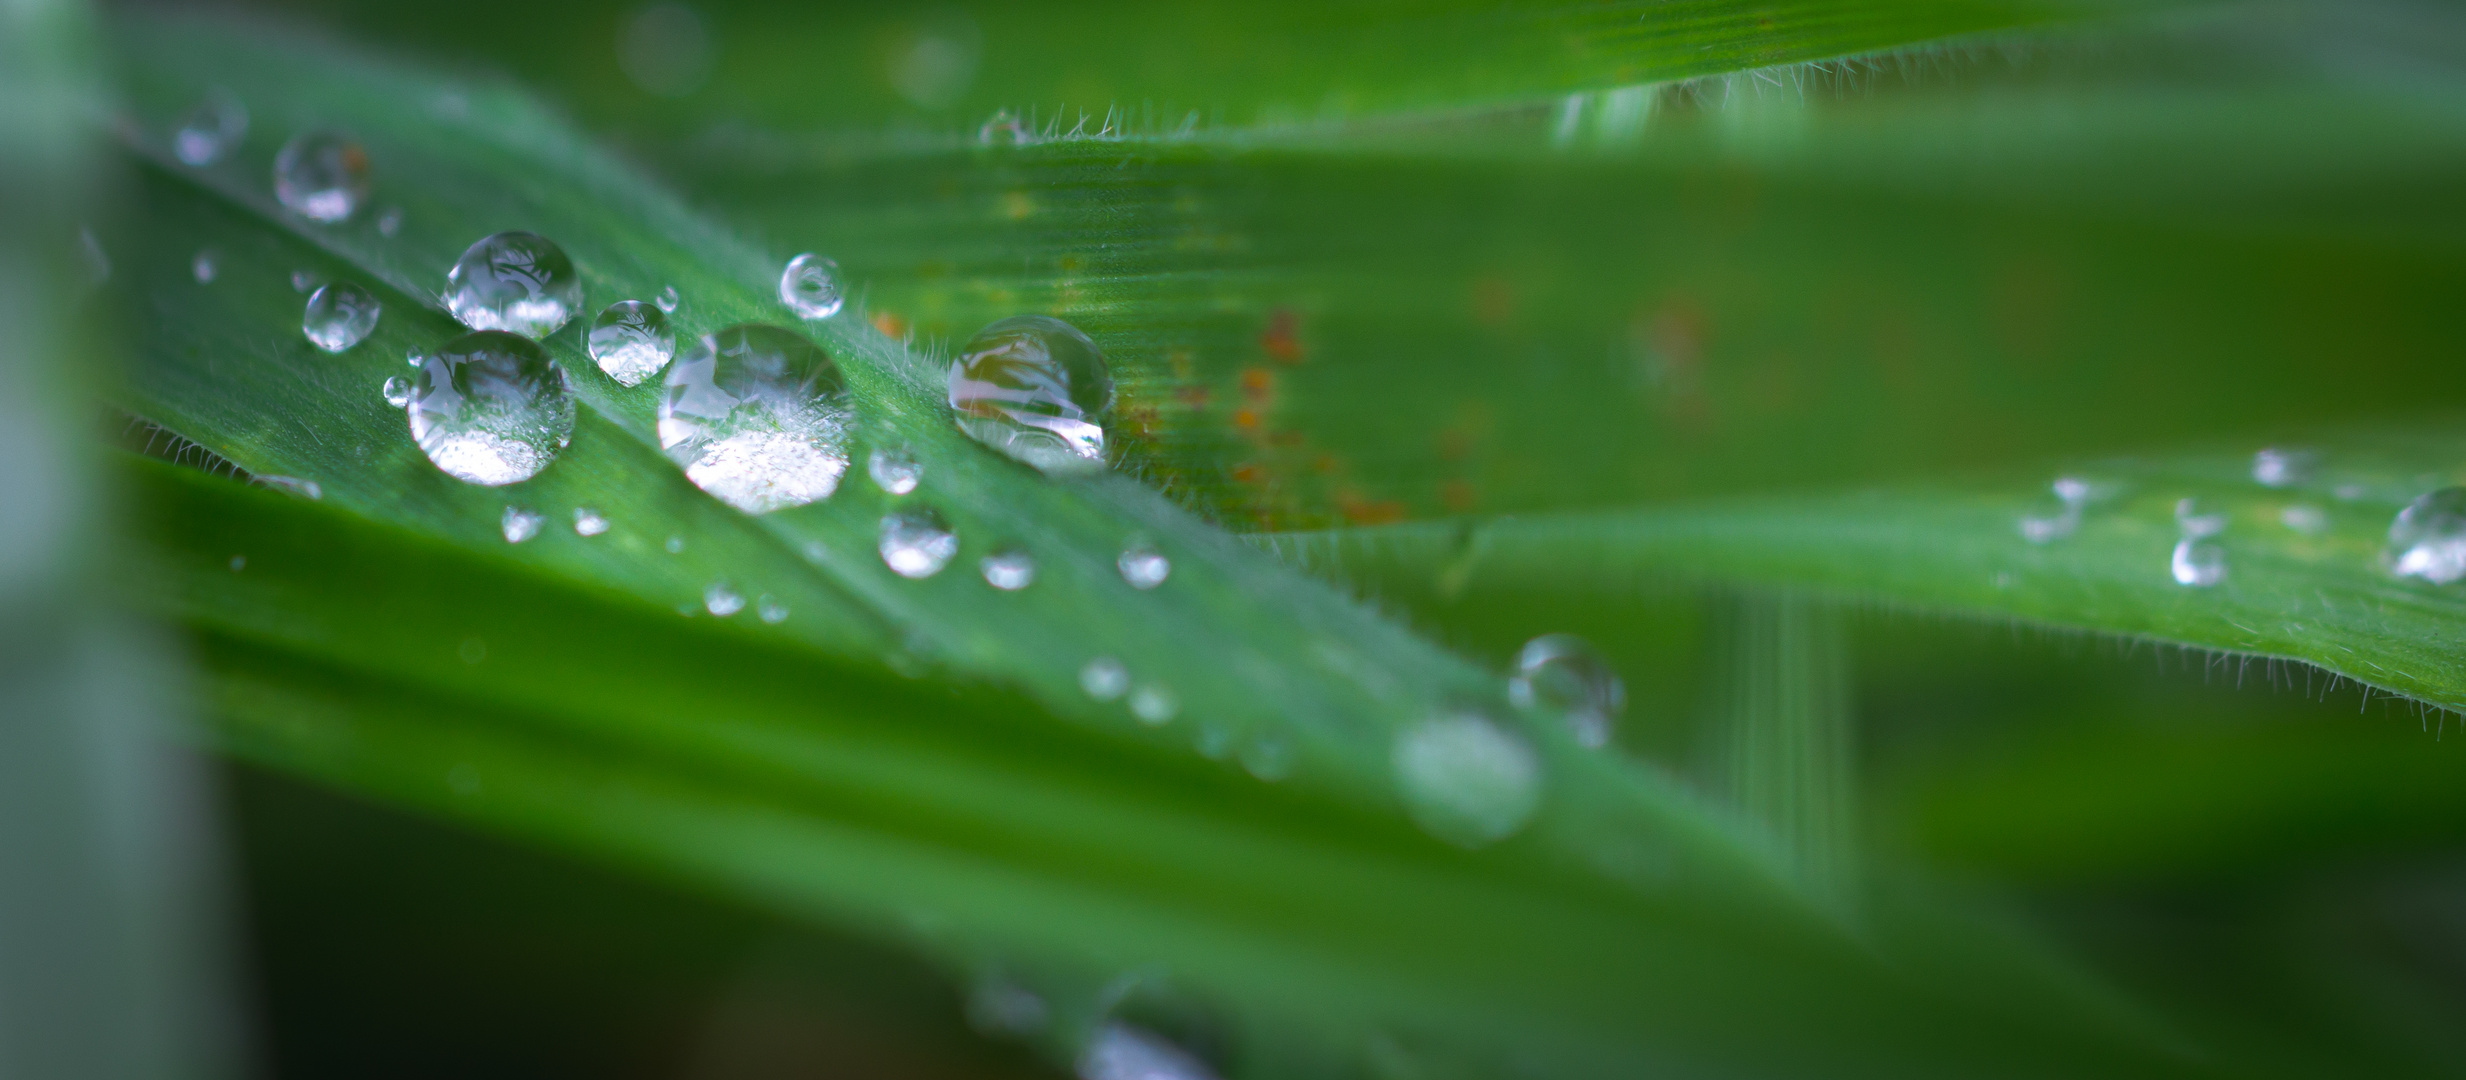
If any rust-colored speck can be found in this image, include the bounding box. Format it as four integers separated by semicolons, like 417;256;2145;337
1470;275;1516;327
1232;462;1266;486
1312;453;1338;475
1239;367;1275;401
1174;385;1213;411
1168;347;1195;380
1441;479;1479;514
1269;430;1304;448
871;311;910;339
1232;408;1262;431
1337;492;1408;526
1261;308;1305;364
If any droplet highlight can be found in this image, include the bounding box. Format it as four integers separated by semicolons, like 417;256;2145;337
445;231;583;339
273;129;371;223
1128;683;1178;725
1393;711;1541;848
880;508;958;578
501;506;543;544
407;330;576;486
173;90;248;166
980;548;1035;590
2170;538;2225;587
302;282;381;353
571;507;609;536
757;596;788;623
1508;633;1626;749
705;583;745;617
586;300;675;387
1077;1023;1219;1080
2253;447;2315;488
948;315;1113;473
1079;657;1128;701
868;445;922;495
1118;546;1169;590
779;253;844;319
249;475;321;500
191;249;218;284
2390;487;2466;584
659;325;853;514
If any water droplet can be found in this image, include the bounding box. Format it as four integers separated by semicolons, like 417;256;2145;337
1393;711;1541;848
1118;545;1169;589
1078;1023;1218;1080
965;975;1048;1036
2171;538;2226;587
2390;487;2466;583
1508;633;1625;749
1080;657;1129;701
375;205;404;237
980;548;1035;590
1128;683;1178;724
501;505;543;543
705;583;745;616
655;285;680;313
1240;735;1294;780
250;475;321;500
445;231;583;338
291;270;322;293
2175;497;2227;539
191;249;218;283
302;282;381;352
948;315;1113;473
977;109;1030;146
572;507;609;536
586;300;674;386
666;536;686;554
868;445;923;494
172;89;248;166
880;508;958;578
273;129;371;223
1194;722;1233;759
2253;447;2316;488
382;375;412;408
757;595;788;623
2019;475;2094;543
659;325;853;514
407;330;576;486
779;253;844;319
2281;504;2328;535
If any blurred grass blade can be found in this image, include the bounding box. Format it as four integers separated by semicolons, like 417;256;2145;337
1707;593;1858;908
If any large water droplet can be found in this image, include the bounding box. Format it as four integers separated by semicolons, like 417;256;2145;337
382;375;412;408
658;325;852;514
948;315;1113;473
2253;447;2315;488
273;129;371;223
779;253;844;319
1078;1023;1219;1080
407;330;576;486
880;508;958;578
173;90;248;166
2170;538;2225;587
1393;711;1541;848
572;507;609;536
501;505;542;544
2390;487;2466;583
302;282;381;353
705;583;745;617
191;249;218;284
869;445;922;494
586;300;674;386
1118;546;1169;590
980;548;1035;590
1129;683;1178;725
1508;634;1625;749
445;231;583;339
1080;657;1128;701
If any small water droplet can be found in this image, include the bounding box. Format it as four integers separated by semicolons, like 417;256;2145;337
1128;683;1178;724
250;475;322;500
965;975;1048;1036
228;554;246;571
273;129;371;223
382;375;412;408
977;109;1030;146
572;507;609;536
2389;487;2466;583
705;583;745;616
757;595;788;623
1240;735;1294;780
1393;711;1541;848
586;299;675;386
1194;722;1233;759
2175;497;2227;539
2171;538;2226;587
291;270;322;293
191;249;218;283
1508;633;1625;749
1118;546;1169;589
802;540;827;561
880;508;958;578
659;325;853;514
2019;476;2094;543
1080;657;1129;701
1077;1023;1219;1080
949;315;1113;472
868;445;922;495
654;285;681;313
666;535;687;554
980;548;1035;590
302;282;381;352
172;89;248;166
2253;447;2315;488
445;231;583;339
2281;504;2328;535
407;330;576;486
501;505;543;543
375;205;404;237
779;253;844;319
